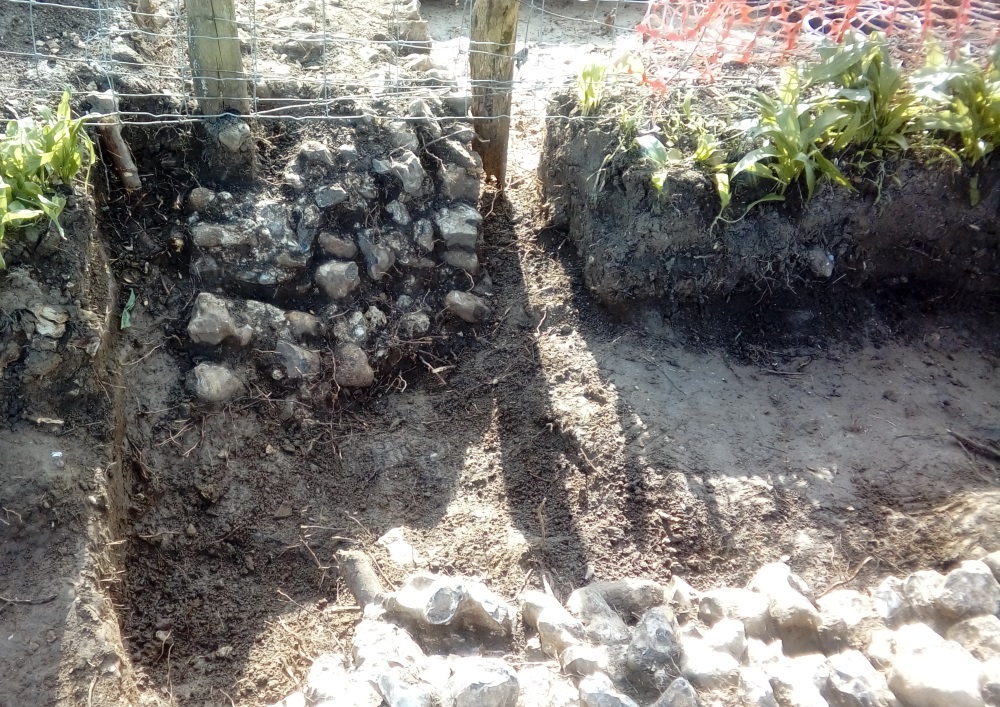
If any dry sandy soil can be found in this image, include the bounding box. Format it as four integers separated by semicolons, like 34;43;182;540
1;0;999;706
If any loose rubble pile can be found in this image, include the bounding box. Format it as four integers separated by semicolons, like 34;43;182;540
271;552;1000;707
183;97;493;405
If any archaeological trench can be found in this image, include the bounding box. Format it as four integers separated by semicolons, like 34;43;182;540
2;38;1000;707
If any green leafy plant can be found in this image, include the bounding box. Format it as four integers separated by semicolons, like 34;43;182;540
0;90;94;268
912;44;1000;166
731;66;852;201
804;32;917;155
578;62;608;117
634;133;683;192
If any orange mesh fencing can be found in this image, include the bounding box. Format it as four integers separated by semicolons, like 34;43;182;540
636;0;1000;75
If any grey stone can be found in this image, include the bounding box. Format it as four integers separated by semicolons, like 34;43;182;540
443;249;480;274
333;311;369;345
188;363;243;403
275;15;315;30
946;614;1000;661
300;140;335;165
434;204;482;250
561;644;608;677
386;120;420;152
650;677;700;707
299;204;321;240
444;291;490;324
865;623;944;671
587;579;667;621
887;639;985;707
188;293;253;346
700;618;747;661
515;664;579;707
358;233;395;281
358;174;378;200
439;163;481;202
318;232;358;259
334;343;374;387
188;187;215;212
399;312;430;338
284;311;324;339
567;587;631;645
699;587;772;640
807;246;835;278
432;139;481;170
190;202;315;291
316;185;349;208
520;590;562;629
936;560;1000;621
316;261;361;299
373;150;426;194
903;570;946;623
276;339;320;379
373;671;436;707
816;589;881;654
664;576;700;621
578;673;640;707
446;658;517;707
413;219;435;252
338;143;364;169
408;98;441;139
821;649;898;707
626;606;680;691
110;42;142;64
217;121;251;152
385;573;513;635
386;200;412;225
747;562;821;642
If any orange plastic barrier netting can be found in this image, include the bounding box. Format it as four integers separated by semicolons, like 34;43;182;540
637;0;1000;68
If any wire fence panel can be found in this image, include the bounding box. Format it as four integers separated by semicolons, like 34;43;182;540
0;0;997;126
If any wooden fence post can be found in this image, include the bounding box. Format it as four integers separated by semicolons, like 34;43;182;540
469;0;519;186
185;0;248;116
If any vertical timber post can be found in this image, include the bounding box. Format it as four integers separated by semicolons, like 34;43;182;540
185;0;248;116
469;0;519;186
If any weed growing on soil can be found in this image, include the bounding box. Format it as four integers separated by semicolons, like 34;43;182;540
0;91;94;268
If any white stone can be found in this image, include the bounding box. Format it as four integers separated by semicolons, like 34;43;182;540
650;677;700;707
520;590;561;629
746;638;783;668
515;664;579;707
983;551;1000;583
816;589;881;654
444;290;491;324
679;635;740;689
561;643;608;676
316;260;361;299
766;654;830;707
738;666;779;707
300;140;334;165
446;657;518;707
946;614;1000;661
373;150;425;194
334;343;374;387
888;639;985;707
936;561;1000;621
377;528;424;568
578;673;640;707
699;587;772;640
536;604;586;659
567;587;631;645
747;563;821;638
188;292;253;346
315;184;349;208
871;577;910;627
664;576;700;619
903;570;946;623
822;649;898;707
981;658;1000;707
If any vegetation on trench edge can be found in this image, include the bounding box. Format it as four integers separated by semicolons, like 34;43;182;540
578;33;1000;222
0;91;94;269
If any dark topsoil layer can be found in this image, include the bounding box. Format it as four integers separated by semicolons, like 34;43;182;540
539;93;1000;308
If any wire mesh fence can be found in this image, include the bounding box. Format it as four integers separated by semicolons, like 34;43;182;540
0;0;997;126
